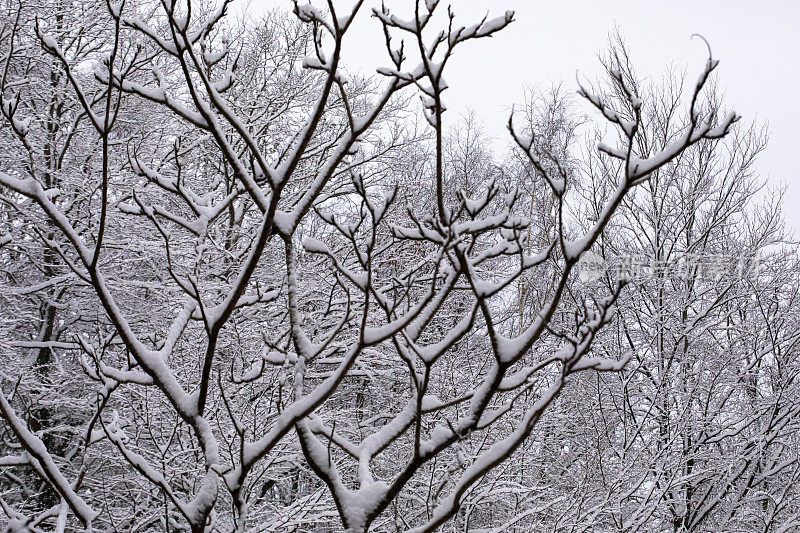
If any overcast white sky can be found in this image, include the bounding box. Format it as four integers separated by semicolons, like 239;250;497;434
249;0;800;232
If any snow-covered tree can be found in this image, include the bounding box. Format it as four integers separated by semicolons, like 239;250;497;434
0;2;754;532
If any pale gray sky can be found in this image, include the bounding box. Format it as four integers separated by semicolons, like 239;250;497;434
248;0;800;231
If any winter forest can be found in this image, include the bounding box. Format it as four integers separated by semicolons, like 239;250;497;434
1;0;798;531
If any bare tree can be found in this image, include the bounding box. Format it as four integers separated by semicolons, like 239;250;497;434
0;1;742;532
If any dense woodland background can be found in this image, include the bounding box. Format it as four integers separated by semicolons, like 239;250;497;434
1;0;798;531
